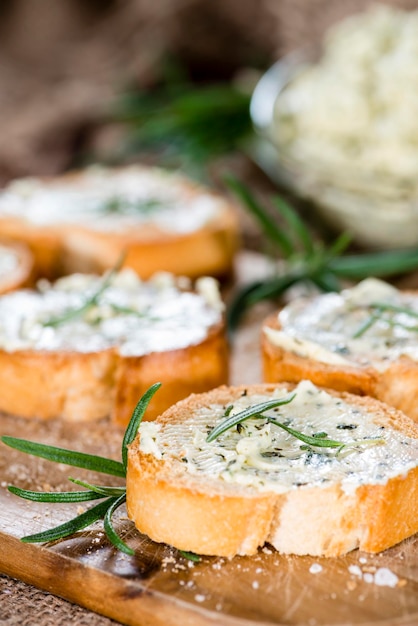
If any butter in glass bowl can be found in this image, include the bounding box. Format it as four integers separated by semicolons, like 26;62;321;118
251;4;418;250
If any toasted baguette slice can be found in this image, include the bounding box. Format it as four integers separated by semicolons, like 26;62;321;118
0;165;239;280
0;270;228;423
0;240;34;294
127;380;418;558
262;278;418;422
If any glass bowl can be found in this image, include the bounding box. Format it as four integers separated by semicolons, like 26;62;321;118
250;53;418;250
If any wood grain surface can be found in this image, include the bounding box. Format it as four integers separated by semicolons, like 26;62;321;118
1;258;418;625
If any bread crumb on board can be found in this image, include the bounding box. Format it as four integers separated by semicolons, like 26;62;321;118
348;564;402;588
309;563;323;574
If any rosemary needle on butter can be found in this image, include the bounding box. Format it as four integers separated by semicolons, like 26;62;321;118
42;256;125;328
207;393;385;455
353;301;418;338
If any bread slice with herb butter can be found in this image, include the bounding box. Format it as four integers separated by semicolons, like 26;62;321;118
0;164;239;280
127;380;418;558
0;269;228;423
262;278;418;422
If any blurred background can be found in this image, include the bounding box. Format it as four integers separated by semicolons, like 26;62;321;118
0;0;415;180
6;0;418;328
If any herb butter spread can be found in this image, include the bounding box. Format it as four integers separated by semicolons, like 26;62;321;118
274;5;418;186
138;380;418;494
265;278;418;371
0;166;226;234
0;244;19;278
0;269;222;355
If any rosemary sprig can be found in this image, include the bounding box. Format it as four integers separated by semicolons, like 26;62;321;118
20;499;119;545
114;81;252;172
370;302;418;319
0;438;125;477
206;393;296;442
42;258;125;328
101;197;162;215
353;301;418;338
226;178;418;331
1;382;162;556
206;394;385;454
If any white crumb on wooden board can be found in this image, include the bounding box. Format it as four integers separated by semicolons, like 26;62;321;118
348;565;399;587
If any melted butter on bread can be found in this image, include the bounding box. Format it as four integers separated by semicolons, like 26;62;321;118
265;278;418;370
127;382;418;556
138;380;418;496
0;166;226;234
0;269;222;355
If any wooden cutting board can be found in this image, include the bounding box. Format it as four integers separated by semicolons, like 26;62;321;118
1;291;418;626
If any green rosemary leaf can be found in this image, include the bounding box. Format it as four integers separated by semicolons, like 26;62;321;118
3;384;166;555
7;485;105;503
267;418;385;453
226;179;418;331
227;273;303;333
206;393;385;454
68;478;126;497
329;247;418;279
244;273;303;306
179;550;201;562
323;231;352;262
226;280;265;332
43;299;92;328
101;197;162;215
272;196;314;255
43;255;125;328
385;320;418;332
352;313;381;338
206;393;296;442
1;437;125;477
353;301;418;338
103;493;134;556
225;176;295;258
109;303;158;320
266;418;346;448
310;270;341;293
116;83;252;166
371;301;418;320
122;382;162;471
20;498;117;544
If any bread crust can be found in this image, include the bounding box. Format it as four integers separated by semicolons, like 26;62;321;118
0;218;62;280
0;320;228;424
0;348;118;421
60;209;238;280
0;167;239;280
262;312;418;422
112;321;229;425
0;239;34;293
126;383;418;557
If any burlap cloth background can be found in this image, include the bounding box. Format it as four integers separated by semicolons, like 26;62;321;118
1;0;418;624
0;0;416;184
